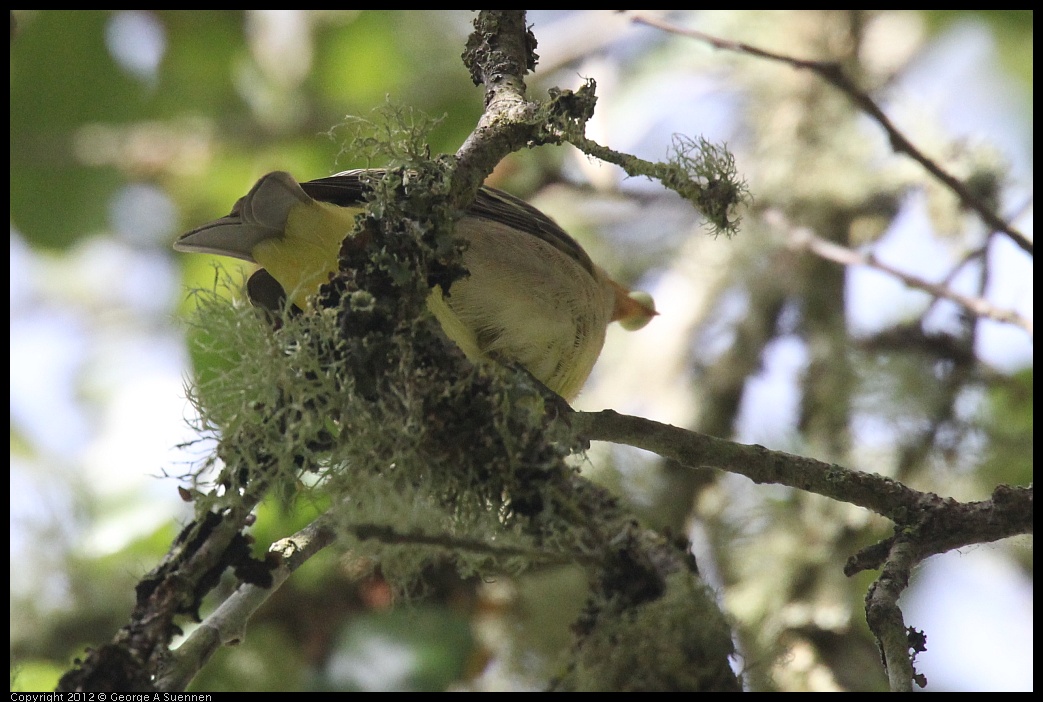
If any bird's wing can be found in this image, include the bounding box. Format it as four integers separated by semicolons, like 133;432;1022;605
301;170;598;278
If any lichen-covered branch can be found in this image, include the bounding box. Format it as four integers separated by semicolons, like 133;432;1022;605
455;11;746;239
573;408;1032;691
56;433;281;692
154;514;339;692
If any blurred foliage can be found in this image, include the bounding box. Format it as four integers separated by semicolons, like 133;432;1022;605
9;10;1032;692
10;10;483;252
922;10;1034;92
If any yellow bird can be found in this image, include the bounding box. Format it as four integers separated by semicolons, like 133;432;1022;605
175;170;656;401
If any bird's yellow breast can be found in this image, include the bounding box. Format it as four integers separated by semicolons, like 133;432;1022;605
251;200;362;310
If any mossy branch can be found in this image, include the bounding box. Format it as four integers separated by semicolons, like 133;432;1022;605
60;10;751;692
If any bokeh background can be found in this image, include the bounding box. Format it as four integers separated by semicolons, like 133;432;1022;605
10;10;1032;691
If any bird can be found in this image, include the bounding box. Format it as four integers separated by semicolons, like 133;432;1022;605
174;169;656;401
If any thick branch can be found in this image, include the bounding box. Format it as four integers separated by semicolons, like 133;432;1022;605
455;10;542;206
573;409;921;520
573;409;1032;545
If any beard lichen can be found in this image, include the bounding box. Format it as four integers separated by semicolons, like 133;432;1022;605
183;167;589;597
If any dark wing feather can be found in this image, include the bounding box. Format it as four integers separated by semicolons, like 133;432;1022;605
299;170;596;277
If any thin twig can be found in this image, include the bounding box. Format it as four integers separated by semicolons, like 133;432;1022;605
629;12;1033;256
781;222;1032;335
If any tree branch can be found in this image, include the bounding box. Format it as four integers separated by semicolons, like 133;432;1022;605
628;12;1032;256
454;10;542;205
774;213;1033;336
97;11;742;693
573;409;1032;547
864;538;921;691
573;406;1032;690
154;514;339;692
